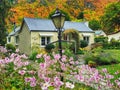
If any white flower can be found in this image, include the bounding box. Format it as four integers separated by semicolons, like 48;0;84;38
65;82;75;89
41;82;51;90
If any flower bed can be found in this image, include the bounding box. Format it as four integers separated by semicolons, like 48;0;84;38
0;46;120;90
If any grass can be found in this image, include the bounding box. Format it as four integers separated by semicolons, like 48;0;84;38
104;49;120;62
97;63;120;83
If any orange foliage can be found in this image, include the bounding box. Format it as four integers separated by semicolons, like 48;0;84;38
6;0;118;32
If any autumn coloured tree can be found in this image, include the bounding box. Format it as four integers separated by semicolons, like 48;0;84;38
5;0;119;34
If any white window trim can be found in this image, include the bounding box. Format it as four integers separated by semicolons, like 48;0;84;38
40;36;51;47
39;33;53;36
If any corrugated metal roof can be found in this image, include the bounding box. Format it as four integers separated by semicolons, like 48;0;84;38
94;30;105;35
24;17;94;32
9;27;20;36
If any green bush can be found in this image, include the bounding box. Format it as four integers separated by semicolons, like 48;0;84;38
94;36;108;43
45;44;55;52
80;40;88;48
6;44;16;53
29;50;38;60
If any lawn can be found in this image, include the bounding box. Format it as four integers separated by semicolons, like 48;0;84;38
97;63;120;78
104;49;120;62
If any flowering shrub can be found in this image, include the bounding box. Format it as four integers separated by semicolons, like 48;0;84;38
0;46;120;90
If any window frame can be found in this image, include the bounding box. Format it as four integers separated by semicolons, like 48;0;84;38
41;36;51;47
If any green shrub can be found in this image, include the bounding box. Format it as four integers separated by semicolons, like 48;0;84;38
80;40;88;48
29;50;38;60
94;36;108;43
45;44;55;52
6;44;16;53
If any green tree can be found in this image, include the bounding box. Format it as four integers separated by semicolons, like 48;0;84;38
0;0;10;45
89;19;101;30
77;11;84;19
100;2;120;34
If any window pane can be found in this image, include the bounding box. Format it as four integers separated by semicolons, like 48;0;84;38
41;37;45;45
16;36;19;44
8;37;11;42
47;37;50;44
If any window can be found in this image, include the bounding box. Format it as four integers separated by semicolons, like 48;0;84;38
41;36;51;46
8;37;11;43
83;36;89;44
15;36;19;44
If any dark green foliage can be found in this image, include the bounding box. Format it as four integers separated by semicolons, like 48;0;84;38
6;43;16;53
76;49;84;54
94;36;108;43
45;44;55;52
48;9;71;21
89;19;101;30
108;38;120;49
80;40;88;48
0;0;10;45
77;11;84;19
100;2;120;34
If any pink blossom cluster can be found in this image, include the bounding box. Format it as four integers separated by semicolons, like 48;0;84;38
72;65;118;90
1;46;120;90
0;46;7;53
25;76;36;87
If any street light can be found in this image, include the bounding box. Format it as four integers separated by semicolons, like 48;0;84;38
51;8;65;61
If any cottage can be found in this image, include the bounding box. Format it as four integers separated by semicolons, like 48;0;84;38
7;17;94;55
7;26;20;47
94;30;106;37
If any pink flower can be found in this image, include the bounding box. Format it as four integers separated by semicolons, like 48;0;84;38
4;57;11;63
15;48;20;53
44;77;50;82
23;61;29;66
54;77;64;87
54;54;60;60
18;70;26;75
102;68;107;73
36;54;42;58
106;74;114;79
25;77;31;82
40;63;46;69
61;55;67;62
69;57;73;61
30;82;36;87
21;54;28;59
0;60;4;64
75;61;79;64
60;63;67;71
70;61;74;65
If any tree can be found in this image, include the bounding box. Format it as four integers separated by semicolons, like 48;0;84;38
100;2;120;34
77;11;84;19
0;0;10;45
89;19;101;30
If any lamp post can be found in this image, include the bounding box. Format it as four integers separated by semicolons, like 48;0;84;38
51;8;65;61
